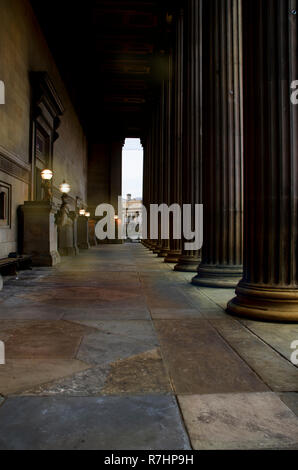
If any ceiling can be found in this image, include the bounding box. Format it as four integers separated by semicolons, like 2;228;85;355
30;0;177;141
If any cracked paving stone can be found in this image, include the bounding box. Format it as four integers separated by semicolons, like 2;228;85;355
178;392;298;450
21;365;110;397
0;359;91;395
101;348;172;395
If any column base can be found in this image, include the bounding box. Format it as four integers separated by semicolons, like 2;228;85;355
78;243;90;250
164;251;181;264
158;248;170;258
59;247;78;257
174;256;200;273
227;281;298;322
32;251;61;267
153;244;162;255
192;265;243;288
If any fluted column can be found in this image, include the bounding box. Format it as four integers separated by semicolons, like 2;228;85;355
150;100;161;252
153;83;166;255
228;0;298;321
175;0;202;272
159;56;173;258
165;9;184;264
193;0;243;288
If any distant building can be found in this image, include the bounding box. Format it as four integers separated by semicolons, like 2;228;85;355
122;194;143;241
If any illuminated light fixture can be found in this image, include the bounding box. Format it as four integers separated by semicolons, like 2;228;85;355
85;212;90;218
41;169;53;181
114;215;119;220
79;209;86;216
59;180;71;194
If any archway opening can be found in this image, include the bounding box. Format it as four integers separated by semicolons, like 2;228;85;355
122;138;143;242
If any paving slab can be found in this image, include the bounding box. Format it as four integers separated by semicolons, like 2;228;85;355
78;328;159;366
210;318;298;391
0;396;191;450
3;320;95;360
178;392;298;450
62;307;151;321
0;305;66;320
154;320;268;394
241;321;298;363
101;348;172;395
279;393;298;416
150;308;203;319
21;365;110;396
144;286;195;310
0;359;90;395
71;319;156;338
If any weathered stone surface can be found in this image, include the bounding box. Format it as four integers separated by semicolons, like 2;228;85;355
150;308;203;319
241;321;298;362
279;393;298;417
101;349;172;395
0;396;191;450
1;244;297;450
78;329;158;366
0;359;90;396
63;307;151;321
144;286;195;310
0;305;65;320
21;365;110;397
154;320;268;394
178;393;298;450
210;319;298;392
3;321;95;360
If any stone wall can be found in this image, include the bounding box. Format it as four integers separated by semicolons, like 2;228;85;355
0;0;87;257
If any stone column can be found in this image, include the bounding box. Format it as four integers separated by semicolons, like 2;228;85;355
159;56;173;259
142;134;149;247
148;105;159;252
153;88;165;255
228;0;298;321
193;0;243;288
175;0;202;272
165;9;184;263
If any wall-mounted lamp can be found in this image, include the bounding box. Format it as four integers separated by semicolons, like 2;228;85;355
79;209;86;216
114;215;119;220
41;169;53;201
59;180;71;194
85;212;90;218
41;169;53;181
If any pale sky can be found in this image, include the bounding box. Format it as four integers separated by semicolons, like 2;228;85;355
122;138;143;199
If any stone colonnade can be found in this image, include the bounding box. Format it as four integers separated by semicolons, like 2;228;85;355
142;0;298;322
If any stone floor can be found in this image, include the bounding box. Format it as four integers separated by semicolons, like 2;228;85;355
0;244;297;450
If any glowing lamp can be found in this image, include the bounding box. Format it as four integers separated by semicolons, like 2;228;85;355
79;209;86;216
41;169;53;181
85;212;90;218
59;180;71;194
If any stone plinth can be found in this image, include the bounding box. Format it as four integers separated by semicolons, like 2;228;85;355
77;216;90;250
21;201;60;266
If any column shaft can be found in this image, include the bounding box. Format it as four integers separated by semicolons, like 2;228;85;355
193;0;244;287
175;0;202;272
165;9;184;263
228;0;298;321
